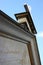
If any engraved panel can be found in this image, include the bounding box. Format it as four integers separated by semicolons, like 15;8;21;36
0;37;31;65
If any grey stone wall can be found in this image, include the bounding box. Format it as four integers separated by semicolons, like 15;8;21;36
0;37;31;65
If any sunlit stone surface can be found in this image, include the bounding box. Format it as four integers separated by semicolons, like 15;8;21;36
0;37;31;65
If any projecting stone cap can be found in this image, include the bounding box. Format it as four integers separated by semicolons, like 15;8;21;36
15;12;37;34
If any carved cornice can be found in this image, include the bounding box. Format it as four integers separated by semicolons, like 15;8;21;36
0;11;35;44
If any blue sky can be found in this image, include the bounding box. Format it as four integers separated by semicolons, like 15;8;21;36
0;0;43;65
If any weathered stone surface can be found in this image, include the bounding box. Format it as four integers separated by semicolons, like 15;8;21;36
0;37;31;65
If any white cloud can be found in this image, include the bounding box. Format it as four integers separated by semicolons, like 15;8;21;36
36;32;43;37
28;5;31;13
